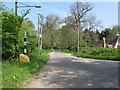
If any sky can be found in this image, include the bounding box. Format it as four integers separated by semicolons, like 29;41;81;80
1;1;118;31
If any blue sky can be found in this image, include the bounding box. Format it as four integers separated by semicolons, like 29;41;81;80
2;1;118;31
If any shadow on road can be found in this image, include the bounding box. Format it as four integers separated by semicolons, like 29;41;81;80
27;52;119;88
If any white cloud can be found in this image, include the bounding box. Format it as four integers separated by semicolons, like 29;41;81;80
42;4;67;17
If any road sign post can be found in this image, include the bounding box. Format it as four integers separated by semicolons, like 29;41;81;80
24;32;27;54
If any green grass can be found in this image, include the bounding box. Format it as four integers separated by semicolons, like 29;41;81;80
2;49;52;88
63;48;119;60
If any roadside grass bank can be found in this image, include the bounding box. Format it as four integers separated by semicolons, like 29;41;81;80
2;49;52;88
62;48;120;61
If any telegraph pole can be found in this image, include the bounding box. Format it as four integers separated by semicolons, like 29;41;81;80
77;2;80;52
77;21;80;52
38;14;40;49
38;13;43;50
15;0;18;16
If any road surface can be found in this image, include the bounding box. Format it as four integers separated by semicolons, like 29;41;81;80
25;51;119;88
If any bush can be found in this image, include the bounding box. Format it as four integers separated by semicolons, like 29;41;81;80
81;43;89;47
117;46;120;60
2;3;38;60
72;48;118;60
62;49;70;53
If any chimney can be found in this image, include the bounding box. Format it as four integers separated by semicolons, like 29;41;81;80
102;37;106;48
116;32;120;39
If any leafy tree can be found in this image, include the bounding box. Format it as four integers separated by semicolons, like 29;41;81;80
42;14;62;49
82;29;99;47
2;9;24;59
100;28;111;39
59;25;77;51
1;2;36;59
95;29;101;40
69;2;93;51
100;26;119;40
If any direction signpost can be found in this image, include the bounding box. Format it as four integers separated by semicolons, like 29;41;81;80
24;41;30;44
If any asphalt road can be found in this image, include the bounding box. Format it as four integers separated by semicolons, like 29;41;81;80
25;51;119;88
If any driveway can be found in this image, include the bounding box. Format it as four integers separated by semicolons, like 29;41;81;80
25;51;119;88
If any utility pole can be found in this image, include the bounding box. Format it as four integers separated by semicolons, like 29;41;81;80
15;0;18;16
38;13;43;50
77;2;80;52
77;21;80;52
38;13;40;49
14;0;18;56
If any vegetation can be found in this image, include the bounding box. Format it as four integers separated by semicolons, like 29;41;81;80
1;1;119;88
2;49;51;88
100;26;119;40
117;46;120;60
1;2;51;88
1;2;119;57
42;2;119;51
63;48;119;60
1;1;37;59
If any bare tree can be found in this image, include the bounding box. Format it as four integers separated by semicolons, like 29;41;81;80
70;2;93;51
65;16;76;26
83;15;102;31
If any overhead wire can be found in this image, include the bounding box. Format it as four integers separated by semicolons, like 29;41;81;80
18;2;31;7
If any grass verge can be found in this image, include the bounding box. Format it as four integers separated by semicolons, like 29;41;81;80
2;49;52;88
63;48;120;61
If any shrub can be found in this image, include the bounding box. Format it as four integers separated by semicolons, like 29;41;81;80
117;46;120;60
72;48;118;60
62;49;71;53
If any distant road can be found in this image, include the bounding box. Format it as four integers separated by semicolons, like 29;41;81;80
25;51;118;88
